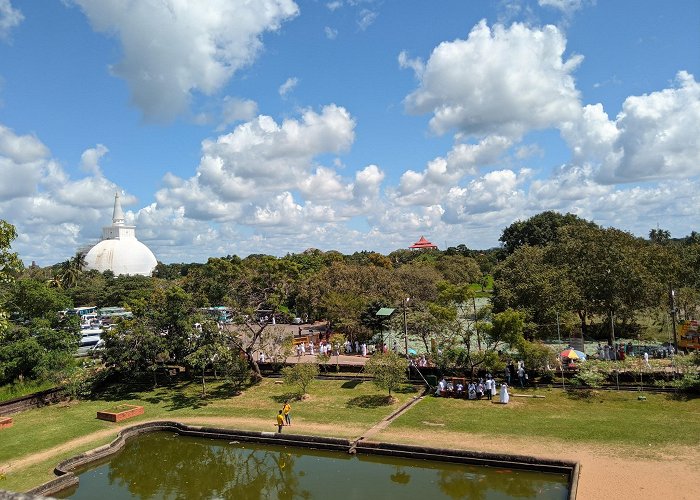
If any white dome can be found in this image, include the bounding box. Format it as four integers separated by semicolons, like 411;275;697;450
85;238;157;276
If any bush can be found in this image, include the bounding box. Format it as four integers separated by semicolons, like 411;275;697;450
572;363;606;388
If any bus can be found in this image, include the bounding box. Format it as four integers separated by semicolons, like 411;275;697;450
200;306;234;324
63;306;97;319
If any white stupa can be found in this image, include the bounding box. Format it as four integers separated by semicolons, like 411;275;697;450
84;193;157;276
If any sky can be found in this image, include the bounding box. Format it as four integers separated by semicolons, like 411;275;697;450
0;0;698;266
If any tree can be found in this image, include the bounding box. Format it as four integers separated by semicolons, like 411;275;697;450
486;309;525;350
101;319;168;386
649;228;671;245
0;220;22;336
365;351;408;396
499;211;597;254
9;279;71;323
281;363;319;397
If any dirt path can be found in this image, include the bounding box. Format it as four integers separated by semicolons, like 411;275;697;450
3;411;695;499
0;416;364;477
373;428;697;500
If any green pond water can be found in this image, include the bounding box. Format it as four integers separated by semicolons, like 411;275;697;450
56;432;569;499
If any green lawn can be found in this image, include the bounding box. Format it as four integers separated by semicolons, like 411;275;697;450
2;379;699;494
386;388;700;448
0;377;417;492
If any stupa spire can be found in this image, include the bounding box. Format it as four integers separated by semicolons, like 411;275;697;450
112;192;125;226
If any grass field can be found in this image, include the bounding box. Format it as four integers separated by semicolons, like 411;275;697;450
385;388;700;448
0;377;417;492
1;378;698;494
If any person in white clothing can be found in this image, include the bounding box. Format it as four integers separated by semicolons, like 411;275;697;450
499;383;510;404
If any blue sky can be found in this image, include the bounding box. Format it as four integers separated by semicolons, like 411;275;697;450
0;0;698;265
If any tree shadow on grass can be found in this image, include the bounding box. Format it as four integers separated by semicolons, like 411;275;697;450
341;379;363;389
271;392;301;404
346;395;394;408
90;383;143;402
164;391;210;411
394;385;419;394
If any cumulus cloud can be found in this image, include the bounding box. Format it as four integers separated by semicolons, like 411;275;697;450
279;77;299;97
155;104;355;220
403;20;582;138
394;136;512;206
557;71;700;184
71;0;299;121
218;97;259;131
603;71;700;183
0;0;22;41
79;144;109;175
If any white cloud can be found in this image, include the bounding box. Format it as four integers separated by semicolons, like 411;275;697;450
298;167;351;202
398;51;424;75
79;144;108;175
324;26;338;40
0;124;49;163
403;20;582;138
0;0;23;41
538;0;585;15
72;0;299;121
154;105;356;222
326;1;343;11
603;71;700;183
218;97;259;131
279;77;299;97
357;9;377;30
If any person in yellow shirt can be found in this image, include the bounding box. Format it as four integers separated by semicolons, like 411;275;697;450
283;401;291;426
276;410;284;433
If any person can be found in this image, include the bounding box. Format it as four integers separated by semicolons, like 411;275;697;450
361;343;367;357
484;377;492;401
436;377;446;396
504;365;511;385
517;365;526;388
258;352;266;363
490;377;497;400
277;410;284;433
309;342;315;356
508;361;516;384
499;383;510;404
643;351;651;369
283;401;291;426
467;382;476;400
355;340;360;354
476;380;484;400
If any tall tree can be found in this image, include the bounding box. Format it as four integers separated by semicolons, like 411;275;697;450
499;211;598;254
0;220;23;336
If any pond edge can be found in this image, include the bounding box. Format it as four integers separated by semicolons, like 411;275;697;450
24;421;579;500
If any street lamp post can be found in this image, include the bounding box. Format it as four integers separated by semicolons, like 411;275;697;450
670;287;678;352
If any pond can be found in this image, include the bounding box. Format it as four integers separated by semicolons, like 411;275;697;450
56;432;569;499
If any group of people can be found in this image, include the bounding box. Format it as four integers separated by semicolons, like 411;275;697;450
502;360;528;388
436;376;509;403
276;400;292;432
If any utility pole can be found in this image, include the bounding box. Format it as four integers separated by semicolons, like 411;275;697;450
403;297;410;359
557;311;565;390
669;286;678;352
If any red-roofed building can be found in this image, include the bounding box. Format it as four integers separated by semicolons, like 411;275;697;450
409;236;438;250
